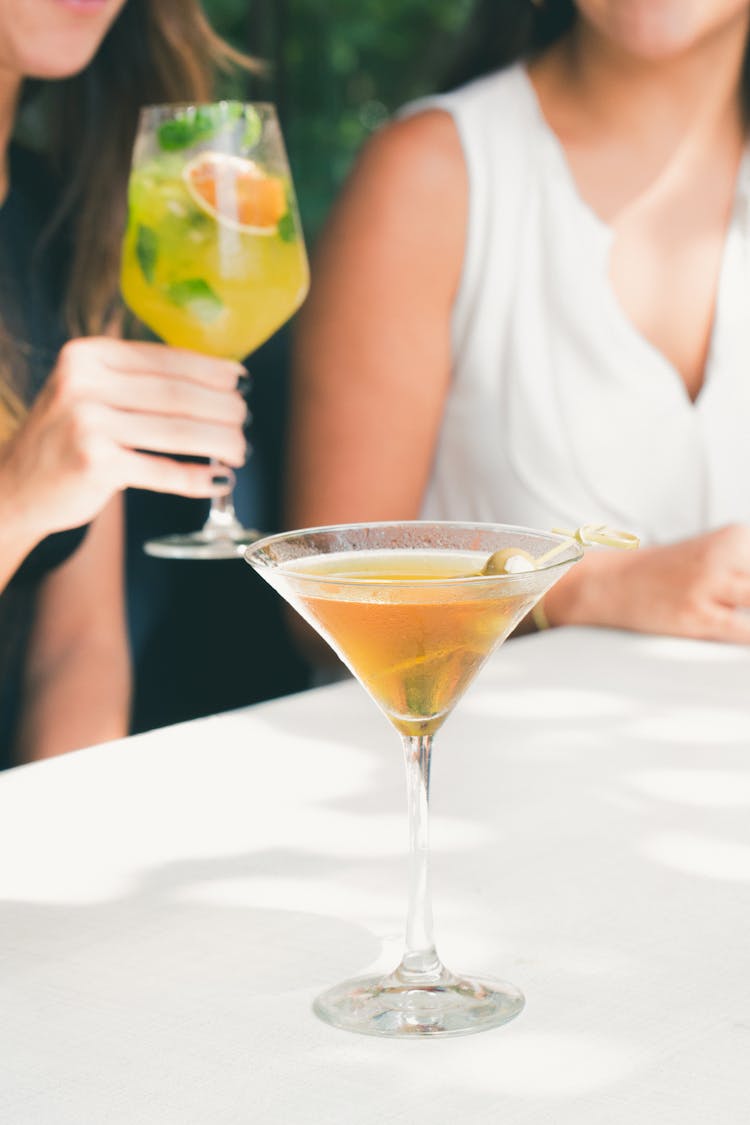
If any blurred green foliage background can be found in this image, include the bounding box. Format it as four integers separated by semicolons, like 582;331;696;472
202;0;475;240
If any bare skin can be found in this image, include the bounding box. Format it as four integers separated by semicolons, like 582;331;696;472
289;0;750;645
0;0;248;757
14;494;130;761
0;338;246;591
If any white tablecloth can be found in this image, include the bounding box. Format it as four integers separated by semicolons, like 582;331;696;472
1;627;749;1123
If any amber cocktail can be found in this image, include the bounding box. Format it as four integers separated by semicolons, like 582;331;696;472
245;521;582;1037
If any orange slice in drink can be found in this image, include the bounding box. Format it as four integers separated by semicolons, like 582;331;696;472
183;152;287;235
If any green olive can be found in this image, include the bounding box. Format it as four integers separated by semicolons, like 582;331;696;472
481;547;537;575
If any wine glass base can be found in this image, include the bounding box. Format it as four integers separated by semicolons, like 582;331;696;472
144;526;263;560
313;965;524;1039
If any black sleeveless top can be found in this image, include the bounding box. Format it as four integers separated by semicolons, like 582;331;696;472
0;146;89;766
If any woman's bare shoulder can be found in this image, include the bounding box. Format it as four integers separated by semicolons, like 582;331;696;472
324;107;467;271
352;108;465;196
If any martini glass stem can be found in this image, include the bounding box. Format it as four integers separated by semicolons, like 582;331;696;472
398;733;442;980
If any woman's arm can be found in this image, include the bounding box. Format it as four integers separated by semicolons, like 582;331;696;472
286;110;467;528
545;526;750;643
0;336;248;599
0;489;41;592
15;493;130;761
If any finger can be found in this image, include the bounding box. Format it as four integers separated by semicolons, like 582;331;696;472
237;370;251;399
719;573;750;610
94;370;247;426
701;603;750;645
106;409;246;467
88;338;246;389
122;450;237;499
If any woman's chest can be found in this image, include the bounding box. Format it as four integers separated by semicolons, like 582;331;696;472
607;173;741;403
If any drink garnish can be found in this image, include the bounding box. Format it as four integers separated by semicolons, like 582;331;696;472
166;278;224;324
278;206;297;243
481;548;536;575
135;224;158;284
241;106;263;151
482;524;639;575
183;152;288;235
157;102;247;152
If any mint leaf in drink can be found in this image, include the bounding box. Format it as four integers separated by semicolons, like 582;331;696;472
217;101;245;126
157;102;246;152
158;117;203;152
135;225;158;284
166;278;224;324
277;210;296;243
242;106;262;151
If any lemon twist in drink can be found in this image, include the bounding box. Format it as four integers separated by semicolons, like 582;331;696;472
289;550;540;736
121;105;309;359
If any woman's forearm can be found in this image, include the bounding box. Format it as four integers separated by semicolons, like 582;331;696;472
16;637;131;761
14;494;130;762
0;485;43;592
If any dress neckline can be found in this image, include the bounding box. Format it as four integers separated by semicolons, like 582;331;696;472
515;64;750;409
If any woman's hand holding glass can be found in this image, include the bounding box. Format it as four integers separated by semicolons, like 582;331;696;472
0;336;247;550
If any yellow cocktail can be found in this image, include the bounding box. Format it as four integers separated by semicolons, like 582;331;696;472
121;149;309;358
121;102;309;559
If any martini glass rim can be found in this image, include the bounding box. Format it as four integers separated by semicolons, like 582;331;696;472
243;519;584;588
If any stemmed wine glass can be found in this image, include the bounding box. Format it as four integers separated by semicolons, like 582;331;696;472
245;521;583;1038
121;101;309;559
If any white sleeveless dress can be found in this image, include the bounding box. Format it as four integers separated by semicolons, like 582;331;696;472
405;65;750;545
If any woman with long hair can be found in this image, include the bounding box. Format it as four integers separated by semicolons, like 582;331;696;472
289;0;750;644
0;0;251;763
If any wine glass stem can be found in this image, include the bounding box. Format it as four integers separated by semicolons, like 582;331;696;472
203;459;244;536
398;733;442;980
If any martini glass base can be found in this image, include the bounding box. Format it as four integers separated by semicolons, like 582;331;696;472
313;964;524;1039
144;525;263;560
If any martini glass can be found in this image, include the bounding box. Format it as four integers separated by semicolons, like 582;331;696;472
121;101;309;558
245;521;583;1038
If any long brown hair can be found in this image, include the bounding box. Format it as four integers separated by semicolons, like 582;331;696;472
0;0;256;437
